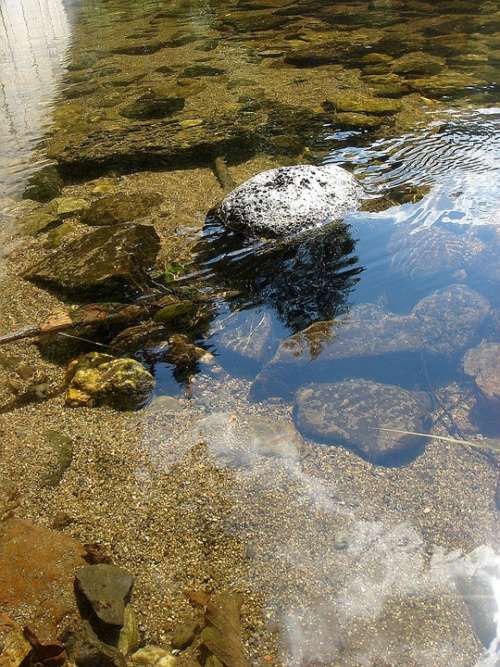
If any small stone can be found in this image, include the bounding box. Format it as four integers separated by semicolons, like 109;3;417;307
42;429;74;487
334;534;349;550
171;621;198;651
66;352;155;409
117;604;140;656
146;396;184;414
129;646;177;667
75;564;134;627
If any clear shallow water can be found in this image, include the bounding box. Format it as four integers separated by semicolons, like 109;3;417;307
1;0;500;662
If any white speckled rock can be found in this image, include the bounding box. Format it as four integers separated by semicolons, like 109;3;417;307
217;164;362;238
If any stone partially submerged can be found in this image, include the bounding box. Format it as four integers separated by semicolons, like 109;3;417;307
216;165;362;238
294;379;432;464
25;223;160;292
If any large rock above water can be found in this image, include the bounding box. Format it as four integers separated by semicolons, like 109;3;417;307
294;379;432;464
217;165;362;238
252;285;490;399
25;223;160;292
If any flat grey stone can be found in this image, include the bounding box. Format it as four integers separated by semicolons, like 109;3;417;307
217;164;362;238
75;564;134;627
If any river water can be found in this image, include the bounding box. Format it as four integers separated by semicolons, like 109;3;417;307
1;0;500;665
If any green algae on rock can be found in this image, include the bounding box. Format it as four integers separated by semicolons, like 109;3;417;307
25;224;160;292
120;95;185;120
65;352;155;409
22;165;63;203
81;192;163;226
324;93;401;115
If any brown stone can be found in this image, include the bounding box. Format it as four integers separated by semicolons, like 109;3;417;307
0;519;85;641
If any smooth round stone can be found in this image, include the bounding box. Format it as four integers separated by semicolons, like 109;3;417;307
217;164;362;238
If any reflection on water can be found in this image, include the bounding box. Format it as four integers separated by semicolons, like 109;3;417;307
0;0;72;198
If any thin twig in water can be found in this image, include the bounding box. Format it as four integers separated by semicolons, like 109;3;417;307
56;332;110;349
371;427;499;454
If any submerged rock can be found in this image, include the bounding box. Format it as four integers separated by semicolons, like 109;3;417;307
0;519;85;641
23;164;63;202
392;51;445;75
129;646;176;667
463;342;500;412
81;192;163;226
294;379;431;464
63;620;126;667
216;310;275;367
25;223;160;292
200;593;248;667
217;165;362;238
66;352;155;409
252;285;490;399
75;564;134;627
171;621;198;650
120;95;185;120
48;196;90;219
324;93;400;115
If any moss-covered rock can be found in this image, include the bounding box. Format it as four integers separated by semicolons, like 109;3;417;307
25;223;160;292
81;192;163;226
22;165;63;202
48;196;90;219
16;209;59;236
335;112;386;128
153;298;196;324
324;93;401;115
44;220;77;248
392;51;445;75
65;352;155;409
120;95;185;120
